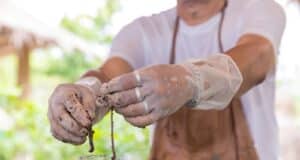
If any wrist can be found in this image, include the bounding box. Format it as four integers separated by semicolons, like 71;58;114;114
176;64;198;106
76;77;102;96
179;54;243;110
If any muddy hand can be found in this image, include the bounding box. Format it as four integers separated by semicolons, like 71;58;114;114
48;80;109;145
100;64;196;128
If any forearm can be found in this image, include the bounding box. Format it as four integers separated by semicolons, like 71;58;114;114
81;57;134;83
182;34;275;110
226;34;275;97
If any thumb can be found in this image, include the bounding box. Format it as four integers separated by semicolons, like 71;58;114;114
93;96;111;124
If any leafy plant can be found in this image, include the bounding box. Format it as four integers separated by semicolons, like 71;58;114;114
61;0;119;43
41;50;101;82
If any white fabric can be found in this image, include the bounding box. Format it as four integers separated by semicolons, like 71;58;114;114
109;0;286;159
181;54;243;110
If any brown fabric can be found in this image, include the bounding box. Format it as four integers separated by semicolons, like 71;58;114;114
149;99;259;160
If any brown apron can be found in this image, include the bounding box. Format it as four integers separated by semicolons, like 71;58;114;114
149;99;259;160
149;2;259;159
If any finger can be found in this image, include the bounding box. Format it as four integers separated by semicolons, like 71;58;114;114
64;92;92;127
125;113;159;128
115;101;152;117
100;71;142;95
50;104;88;137
96;95;110;108
76;85;97;120
51;128;65;143
85;101;96;122
48;110;86;145
92;96;111;123
51;120;86;145
107;85;152;108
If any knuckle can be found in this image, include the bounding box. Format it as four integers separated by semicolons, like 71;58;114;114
129;106;136;115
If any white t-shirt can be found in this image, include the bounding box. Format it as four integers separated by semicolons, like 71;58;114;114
109;0;286;159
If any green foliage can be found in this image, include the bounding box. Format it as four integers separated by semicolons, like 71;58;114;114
0;56;20;95
38;50;101;82
61;0;119;43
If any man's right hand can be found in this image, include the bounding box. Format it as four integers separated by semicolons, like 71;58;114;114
48;83;104;145
47;57;134;145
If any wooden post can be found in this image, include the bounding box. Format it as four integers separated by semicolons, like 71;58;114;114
17;44;31;99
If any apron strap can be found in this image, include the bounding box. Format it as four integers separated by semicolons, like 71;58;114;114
169;16;180;65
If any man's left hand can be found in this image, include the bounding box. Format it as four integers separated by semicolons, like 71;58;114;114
100;64;195;128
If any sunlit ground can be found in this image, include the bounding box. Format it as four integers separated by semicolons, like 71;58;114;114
0;0;300;160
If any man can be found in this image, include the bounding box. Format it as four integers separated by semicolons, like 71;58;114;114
48;0;286;159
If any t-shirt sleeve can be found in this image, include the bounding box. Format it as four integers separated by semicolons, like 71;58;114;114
109;19;145;69
239;0;286;51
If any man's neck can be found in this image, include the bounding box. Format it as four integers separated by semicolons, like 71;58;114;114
177;0;226;26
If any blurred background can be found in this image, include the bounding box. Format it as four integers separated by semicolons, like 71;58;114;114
0;0;299;159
